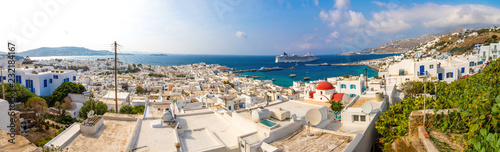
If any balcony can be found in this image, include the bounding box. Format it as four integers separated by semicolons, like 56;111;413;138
417;71;429;77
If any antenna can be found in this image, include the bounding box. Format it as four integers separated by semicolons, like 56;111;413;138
87;110;95;118
361;103;373;114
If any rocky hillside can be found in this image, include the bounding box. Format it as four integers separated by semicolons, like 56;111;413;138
342;31;452;55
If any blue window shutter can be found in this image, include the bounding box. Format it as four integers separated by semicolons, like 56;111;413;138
26;80;29;87
451;72;453;78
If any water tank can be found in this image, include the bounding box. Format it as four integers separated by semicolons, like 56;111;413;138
162;111;173;122
252;108;270;122
375;92;383;101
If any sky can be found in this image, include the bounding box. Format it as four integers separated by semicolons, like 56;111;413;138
2;0;500;55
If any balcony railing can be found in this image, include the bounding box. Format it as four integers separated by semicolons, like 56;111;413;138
417;71;429;77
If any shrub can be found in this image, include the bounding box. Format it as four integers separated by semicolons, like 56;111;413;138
34;136;53;147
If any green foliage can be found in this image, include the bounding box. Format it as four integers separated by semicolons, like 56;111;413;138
376;97;428;150
34;136;53;147
53;115;79;125
46;82;86;107
136;86;146;94
492;35;497;39
79;100;108;119
328;100;343;112
5;83;36;104
148;73;166;78
119;105;145;114
401;81;442;97
377;59;500;151
223;81;235;88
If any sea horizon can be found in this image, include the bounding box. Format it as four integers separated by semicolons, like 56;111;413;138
30;53;398;87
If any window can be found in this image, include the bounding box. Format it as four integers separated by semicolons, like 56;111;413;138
350;94;356;97
353;115;366;122
44;80;47;87
49;79;53;83
446;72;453;78
73;76;76;81
461;67;465;73
429;64;434;69
53;75;58;79
341;84;346;89
350;85;356;89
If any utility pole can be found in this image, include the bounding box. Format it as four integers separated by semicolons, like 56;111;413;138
1;66;4;99
114;41;118;113
423;79;426;127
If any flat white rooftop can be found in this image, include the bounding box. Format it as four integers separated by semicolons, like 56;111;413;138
176;109;243;149
134;120;177;152
65;119;136;152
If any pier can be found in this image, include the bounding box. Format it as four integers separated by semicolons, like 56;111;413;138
232;66;294;73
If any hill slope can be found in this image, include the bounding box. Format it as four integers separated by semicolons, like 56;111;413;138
19;47;114;57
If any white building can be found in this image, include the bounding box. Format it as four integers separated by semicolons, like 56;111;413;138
0;60;77;96
0;100;10;131
380;57;480;85
476;43;500;62
305;81;349;104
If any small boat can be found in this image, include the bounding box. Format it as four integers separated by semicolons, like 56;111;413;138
290;74;296;77
320;63;329;66
259;67;270;72
303;71;310;80
272;78;276;81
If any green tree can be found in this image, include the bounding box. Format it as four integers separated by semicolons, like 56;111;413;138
119;105;145;114
328;100;343;113
5;83;36;104
136;86;146;94
46;82;86;107
79;100;108;119
26;97;48;130
492;35;497;39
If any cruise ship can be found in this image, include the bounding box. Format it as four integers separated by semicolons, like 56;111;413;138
275;52;318;63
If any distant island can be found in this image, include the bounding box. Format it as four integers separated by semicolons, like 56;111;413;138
18;47;132;57
149;53;168;56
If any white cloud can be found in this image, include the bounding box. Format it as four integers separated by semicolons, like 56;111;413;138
314;0;319;6
235;31;247;38
319;9;342;27
372;1;397;9
422;5;500;28
346;10;367;27
366;3;500;33
329;31;340;38
334;0;350;10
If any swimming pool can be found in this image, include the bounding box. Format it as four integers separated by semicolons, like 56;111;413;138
260;119;277;127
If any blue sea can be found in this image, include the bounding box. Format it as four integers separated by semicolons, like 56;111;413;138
30;54;398;87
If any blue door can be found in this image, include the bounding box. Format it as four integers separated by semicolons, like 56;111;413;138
438;73;443;80
461;67;465;73
228;106;231;110
420;65;425;75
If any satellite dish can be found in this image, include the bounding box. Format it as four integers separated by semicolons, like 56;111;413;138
361;103;373;114
87;110;95;118
305;109;323;126
15;61;22;68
